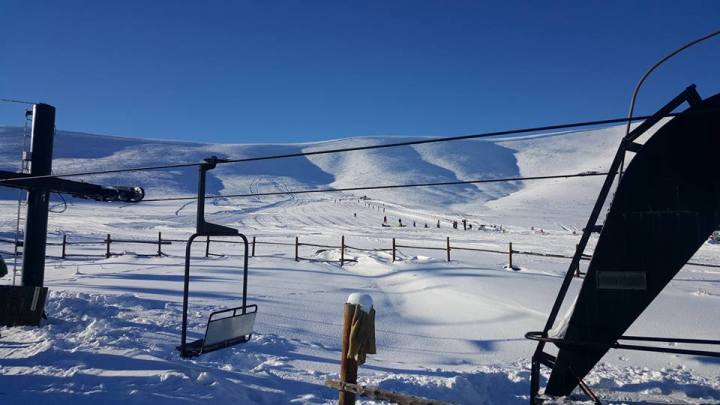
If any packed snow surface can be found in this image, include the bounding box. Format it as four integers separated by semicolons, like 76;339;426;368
0;125;718;404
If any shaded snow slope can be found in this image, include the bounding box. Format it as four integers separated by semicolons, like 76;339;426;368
0;125;631;227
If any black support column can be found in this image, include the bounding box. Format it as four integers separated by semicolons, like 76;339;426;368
21;103;55;287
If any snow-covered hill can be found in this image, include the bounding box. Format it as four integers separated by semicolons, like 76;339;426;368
0;125;626;227
1;125;718;404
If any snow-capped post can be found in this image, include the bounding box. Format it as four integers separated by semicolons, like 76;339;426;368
391;238;396;262
340;235;345;267
251;236;256;257
157;232;162;256
205;235;210;257
61;234;66;259
105;233;111;258
446;236;451;262
295;236;299;261
339;293;375;405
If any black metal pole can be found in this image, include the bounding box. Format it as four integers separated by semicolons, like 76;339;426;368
21;103;55;287
181;233;199;358
239;234;249;312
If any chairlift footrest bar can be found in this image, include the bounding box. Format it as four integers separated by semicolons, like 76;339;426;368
177;335;251;358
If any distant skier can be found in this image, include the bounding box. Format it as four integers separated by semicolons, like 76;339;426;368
398;218;403;227
384;215;387;224
354;213;357;217
453;221;458;229
413;220;416;227
424;223;428;228
437;219;440;228
462;219;467;230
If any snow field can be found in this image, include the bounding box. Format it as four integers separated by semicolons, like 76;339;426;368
0;124;718;403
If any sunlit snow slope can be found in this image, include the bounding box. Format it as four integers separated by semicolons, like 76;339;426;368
0;125;626;227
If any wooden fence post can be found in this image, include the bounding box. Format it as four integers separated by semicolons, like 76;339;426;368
392;238;396;262
446;236;451;262
509;242;513;269
105;233;111;258
340;235;345;266
339;302;358;405
205;235;210;257
61;234;67;259
252;236;256;257
157;231;162;256
295;236;299;261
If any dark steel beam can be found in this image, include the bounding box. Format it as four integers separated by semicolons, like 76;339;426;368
0;171;144;202
21;104;55;287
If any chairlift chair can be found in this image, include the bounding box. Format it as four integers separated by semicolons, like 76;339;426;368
177;157;258;358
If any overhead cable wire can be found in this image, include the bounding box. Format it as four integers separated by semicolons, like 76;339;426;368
0;111;699;186
142;171;609;202
621;28;720;177
625;28;720;139
0;98;37;105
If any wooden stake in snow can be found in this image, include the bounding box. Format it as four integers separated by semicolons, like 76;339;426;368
295;236;299;262
61;234;67;259
392;238;396;262
508;242;518;270
105;233;111;258
446;236;451;262
340;235;345;267
251;236;256;257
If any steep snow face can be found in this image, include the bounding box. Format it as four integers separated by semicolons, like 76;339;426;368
0;124;626;225
477;127;626;227
304;137;521;209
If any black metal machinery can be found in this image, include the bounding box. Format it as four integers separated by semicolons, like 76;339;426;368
177;156;257;358
526;85;720;403
0;103;145;327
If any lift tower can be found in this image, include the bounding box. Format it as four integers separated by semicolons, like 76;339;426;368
0;103;144;326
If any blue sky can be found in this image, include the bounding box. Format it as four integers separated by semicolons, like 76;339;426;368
1;1;719;143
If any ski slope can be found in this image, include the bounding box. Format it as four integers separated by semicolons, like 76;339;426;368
0;125;718;404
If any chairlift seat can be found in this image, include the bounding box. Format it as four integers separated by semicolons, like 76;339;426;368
177;231;257;358
178;304;257;357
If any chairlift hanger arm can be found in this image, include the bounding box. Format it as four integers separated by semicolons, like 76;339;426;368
0;170;144;202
